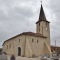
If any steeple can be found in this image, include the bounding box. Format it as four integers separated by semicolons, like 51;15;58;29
39;4;46;21
36;3;50;37
36;4;50;24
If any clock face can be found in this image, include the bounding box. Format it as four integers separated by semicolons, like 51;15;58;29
45;27;48;30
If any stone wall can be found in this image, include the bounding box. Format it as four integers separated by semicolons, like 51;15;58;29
7;56;41;60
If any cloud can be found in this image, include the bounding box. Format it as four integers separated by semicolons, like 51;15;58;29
47;0;60;45
0;0;38;47
0;0;60;47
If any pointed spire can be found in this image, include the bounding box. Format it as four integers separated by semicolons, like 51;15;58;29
39;4;46;21
36;4;50;24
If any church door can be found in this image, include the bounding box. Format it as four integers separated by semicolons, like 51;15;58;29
18;47;21;56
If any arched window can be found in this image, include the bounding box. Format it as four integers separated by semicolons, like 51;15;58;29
19;39;20;42
39;23;40;26
37;40;39;43
32;39;34;42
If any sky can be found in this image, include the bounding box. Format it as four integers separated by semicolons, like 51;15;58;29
0;0;60;47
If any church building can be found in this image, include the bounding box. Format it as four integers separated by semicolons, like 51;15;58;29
2;4;51;57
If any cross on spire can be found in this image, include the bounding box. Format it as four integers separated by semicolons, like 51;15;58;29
41;0;42;4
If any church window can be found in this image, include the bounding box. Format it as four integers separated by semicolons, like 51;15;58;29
37;40;38;43
19;39;20;42
46;22;47;26
39;23;40;26
57;49;58;51
9;44;11;49
13;44;14;49
32;39;34;42
7;45;8;49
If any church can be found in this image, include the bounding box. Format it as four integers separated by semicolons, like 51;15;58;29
2;4;51;58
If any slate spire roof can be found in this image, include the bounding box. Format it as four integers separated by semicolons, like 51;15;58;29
36;4;50;23
39;4;46;21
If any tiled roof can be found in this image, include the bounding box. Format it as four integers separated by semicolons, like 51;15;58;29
3;32;47;45
51;45;60;48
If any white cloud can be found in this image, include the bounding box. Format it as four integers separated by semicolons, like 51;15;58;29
0;0;60;47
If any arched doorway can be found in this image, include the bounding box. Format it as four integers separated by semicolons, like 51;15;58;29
18;47;21;56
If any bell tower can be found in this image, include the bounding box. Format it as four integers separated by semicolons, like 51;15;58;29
36;4;50;38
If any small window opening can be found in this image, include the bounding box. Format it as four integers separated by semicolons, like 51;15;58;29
37;40;39;43
46;22;47;26
19;39;20;42
9;44;11;49
32;39;34;42
39;23;40;26
7;45;8;49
